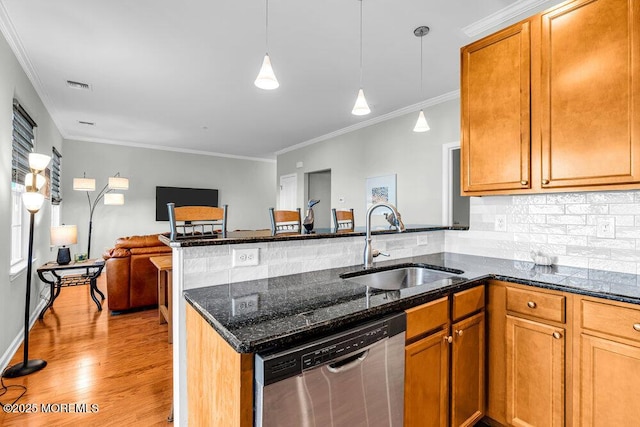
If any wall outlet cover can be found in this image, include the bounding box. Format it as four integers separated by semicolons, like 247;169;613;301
494;214;507;232
232;248;259;267
596;217;615;239
417;234;429;245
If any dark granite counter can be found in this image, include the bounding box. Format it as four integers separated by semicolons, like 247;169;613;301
159;224;467;247
184;252;640;354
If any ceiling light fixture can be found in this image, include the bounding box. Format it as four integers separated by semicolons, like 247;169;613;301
254;0;279;90
352;0;370;116
413;26;430;132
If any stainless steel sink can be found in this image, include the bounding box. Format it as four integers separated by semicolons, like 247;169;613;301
343;267;459;290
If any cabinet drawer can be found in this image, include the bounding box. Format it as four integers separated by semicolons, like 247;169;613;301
452;286;485;321
506;287;565;323
582;300;640;343
406;297;449;341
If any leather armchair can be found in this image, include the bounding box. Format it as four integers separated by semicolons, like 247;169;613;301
102;234;171;312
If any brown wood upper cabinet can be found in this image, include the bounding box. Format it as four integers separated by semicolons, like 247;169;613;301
461;0;640;195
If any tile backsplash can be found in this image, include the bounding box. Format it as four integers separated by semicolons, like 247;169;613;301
445;190;640;274
182;231;445;289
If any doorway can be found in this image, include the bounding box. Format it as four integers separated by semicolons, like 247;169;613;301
442;144;470;227
305;170;331;229
279;174;297;210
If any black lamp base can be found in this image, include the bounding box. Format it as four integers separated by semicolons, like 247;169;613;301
3;359;47;378
56;247;71;265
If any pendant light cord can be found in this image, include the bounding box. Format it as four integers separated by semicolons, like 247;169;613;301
265;0;269;53
419;33;423;98
359;0;363;87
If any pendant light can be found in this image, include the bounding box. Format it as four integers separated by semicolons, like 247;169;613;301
352;0;370;115
255;0;279;90
413;26;430;132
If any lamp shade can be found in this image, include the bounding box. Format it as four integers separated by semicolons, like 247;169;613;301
50;225;78;247
28;153;51;172
104;193;124;205
352;88;371;116
73;177;96;191
413;110;430;132
22;192;45;212
24;173;46;191
254;54;279;90
108;176;129;190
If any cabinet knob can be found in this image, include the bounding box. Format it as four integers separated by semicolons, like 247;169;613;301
552;331;562;339
542;179;550;185
444;335;453;344
455;329;464;337
633;323;640;332
520;180;528;186
527;301;537;309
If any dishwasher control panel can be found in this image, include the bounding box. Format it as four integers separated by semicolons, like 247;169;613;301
255;312;406;386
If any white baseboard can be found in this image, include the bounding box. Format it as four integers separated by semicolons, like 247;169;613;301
0;298;48;373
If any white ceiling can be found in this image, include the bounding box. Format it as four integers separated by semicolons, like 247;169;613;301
0;0;562;160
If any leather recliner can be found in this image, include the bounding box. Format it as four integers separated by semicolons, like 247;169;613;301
102;234;172;312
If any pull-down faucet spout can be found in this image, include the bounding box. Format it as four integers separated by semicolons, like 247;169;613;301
364;202;405;269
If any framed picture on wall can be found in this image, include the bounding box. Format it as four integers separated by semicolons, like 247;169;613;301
365;174;396;215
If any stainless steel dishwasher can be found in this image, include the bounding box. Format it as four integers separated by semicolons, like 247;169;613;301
254;312;406;427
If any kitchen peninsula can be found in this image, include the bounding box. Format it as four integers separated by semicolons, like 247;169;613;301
167;224;640;426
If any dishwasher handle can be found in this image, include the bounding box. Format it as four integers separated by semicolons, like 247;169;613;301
326;350;369;373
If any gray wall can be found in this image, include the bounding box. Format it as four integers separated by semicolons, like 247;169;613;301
0;33;63;367
277;98;460;229
62;139;277;257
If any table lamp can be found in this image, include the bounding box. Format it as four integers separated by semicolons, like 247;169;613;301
51;225;78;265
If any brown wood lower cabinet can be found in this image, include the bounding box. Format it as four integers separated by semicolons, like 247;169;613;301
404;286;485;427
505;316;565;427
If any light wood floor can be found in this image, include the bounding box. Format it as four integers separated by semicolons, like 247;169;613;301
0;274;172;426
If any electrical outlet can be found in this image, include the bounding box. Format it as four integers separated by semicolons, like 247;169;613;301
417;234;429;245
596;217;615;239
232;248;259;267
232;294;259;316
494;214;507;232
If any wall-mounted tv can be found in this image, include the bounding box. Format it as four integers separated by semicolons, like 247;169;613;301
156;186;219;221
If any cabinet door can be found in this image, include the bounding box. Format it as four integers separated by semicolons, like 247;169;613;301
451;312;485;427
405;328;449;427
580;334;640;426
540;0;640;188
461;21;531;194
506;316;565;427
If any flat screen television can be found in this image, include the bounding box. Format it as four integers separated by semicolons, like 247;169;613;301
156;186;219;221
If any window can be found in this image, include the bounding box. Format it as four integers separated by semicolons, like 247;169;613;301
10;100;37;268
50;147;62;228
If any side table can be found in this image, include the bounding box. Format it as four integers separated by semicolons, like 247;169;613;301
150;255;173;343
37;259;106;319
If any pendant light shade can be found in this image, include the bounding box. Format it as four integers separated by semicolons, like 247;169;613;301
413;26;431;133
414;110;430;132
255;54;279;90
352;88;371;116
255;0;279;90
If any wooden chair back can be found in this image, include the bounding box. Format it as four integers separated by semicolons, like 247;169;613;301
168;203;228;240
332;208;355;232
269;208;302;235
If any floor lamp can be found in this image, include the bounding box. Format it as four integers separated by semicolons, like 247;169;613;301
73;172;128;259
3;153;50;378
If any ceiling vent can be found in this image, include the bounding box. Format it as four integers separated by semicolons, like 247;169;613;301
78;120;95;126
66;80;91;90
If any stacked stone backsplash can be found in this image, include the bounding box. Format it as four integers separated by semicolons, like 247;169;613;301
445;190;640;274
182;231;445;289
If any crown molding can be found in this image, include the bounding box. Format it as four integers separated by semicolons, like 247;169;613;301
64;135;276;163
275;90;460;156
462;0;554;38
0;1;68;138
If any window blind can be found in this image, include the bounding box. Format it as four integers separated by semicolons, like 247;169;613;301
51;146;62;204
11;100;37;185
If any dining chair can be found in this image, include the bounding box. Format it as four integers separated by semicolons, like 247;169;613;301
332;208;355;232
167;203;228;240
269;208;302;235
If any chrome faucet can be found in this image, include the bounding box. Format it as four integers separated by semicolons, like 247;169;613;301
364;202;405;269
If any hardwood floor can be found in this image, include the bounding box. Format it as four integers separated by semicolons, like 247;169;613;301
0;274;172;426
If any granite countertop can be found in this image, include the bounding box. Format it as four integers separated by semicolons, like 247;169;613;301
160;224;468;247
184;252;640;354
